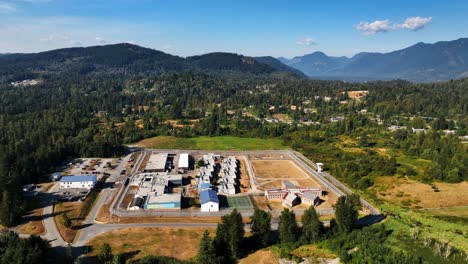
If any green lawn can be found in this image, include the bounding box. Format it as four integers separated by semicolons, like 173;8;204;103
226;196;254;209
133;136;289;150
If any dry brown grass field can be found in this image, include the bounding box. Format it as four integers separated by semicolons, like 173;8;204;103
251;160;320;189
17;207;45;235
238;158;251;192
53;201;83;242
86;227;215;261
372;176;468;209
239;248;278;264
347;90;369;101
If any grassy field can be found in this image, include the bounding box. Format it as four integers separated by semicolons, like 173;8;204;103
396;155;432;177
86;227;214;262
239;248;278;264
421;206;468;224
289;244;337;260
133;136;288;150
251;159;319;189
371;176;468;209
54;201;83;242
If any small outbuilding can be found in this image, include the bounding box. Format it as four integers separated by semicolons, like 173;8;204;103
200;189;219;212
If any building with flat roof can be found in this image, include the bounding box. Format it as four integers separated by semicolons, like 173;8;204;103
144;193;181;209
59;175;97;190
178;153;189;170
145;153;168;172
200;189;219;212
129;172;182;210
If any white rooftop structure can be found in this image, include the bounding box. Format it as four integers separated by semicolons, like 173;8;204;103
145;153;168;172
178;153;189;169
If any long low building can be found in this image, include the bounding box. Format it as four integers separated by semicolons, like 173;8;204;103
145;153;168;172
59;175;97;190
265;181;322;208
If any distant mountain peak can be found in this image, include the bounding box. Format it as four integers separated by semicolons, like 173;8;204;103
280;37;468;82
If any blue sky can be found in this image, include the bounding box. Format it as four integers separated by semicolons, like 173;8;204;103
1;0;467;57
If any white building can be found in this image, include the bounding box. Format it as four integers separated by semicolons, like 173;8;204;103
59;175;97;190
178;153;189;171
200;189;219;212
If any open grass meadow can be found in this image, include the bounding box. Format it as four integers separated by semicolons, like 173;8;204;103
132;136;289;150
86;227;215;262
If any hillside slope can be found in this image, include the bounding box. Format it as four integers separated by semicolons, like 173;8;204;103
281;38;468;82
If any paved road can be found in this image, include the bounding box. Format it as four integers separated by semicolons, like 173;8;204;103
40;183;67;248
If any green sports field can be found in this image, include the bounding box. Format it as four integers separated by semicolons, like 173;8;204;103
226;196;254;209
133;136;288;150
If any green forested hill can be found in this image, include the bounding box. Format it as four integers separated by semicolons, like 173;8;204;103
0;44;301;81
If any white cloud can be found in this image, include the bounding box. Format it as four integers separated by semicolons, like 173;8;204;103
356;19;394;35
0;2;15;13
40;33;69;43
296;37;316;46
357;16;432;35
398;16;432;31
95;36;107;45
160;43;172;50
39;33;81;47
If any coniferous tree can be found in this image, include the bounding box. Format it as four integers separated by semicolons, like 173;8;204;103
0;190;22;227
213;209;244;262
197;231;218;264
250;208;272;246
334;195;360;233
279;208;299;244
301;206;323;243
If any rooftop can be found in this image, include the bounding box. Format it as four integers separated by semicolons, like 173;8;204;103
60;175;97;182
147;193;181;204
178;153;189;168
200;189;219;204
145;153;168;171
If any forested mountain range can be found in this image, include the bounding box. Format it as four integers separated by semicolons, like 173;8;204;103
281;38;468;82
0;44;301;81
3;38;468;82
